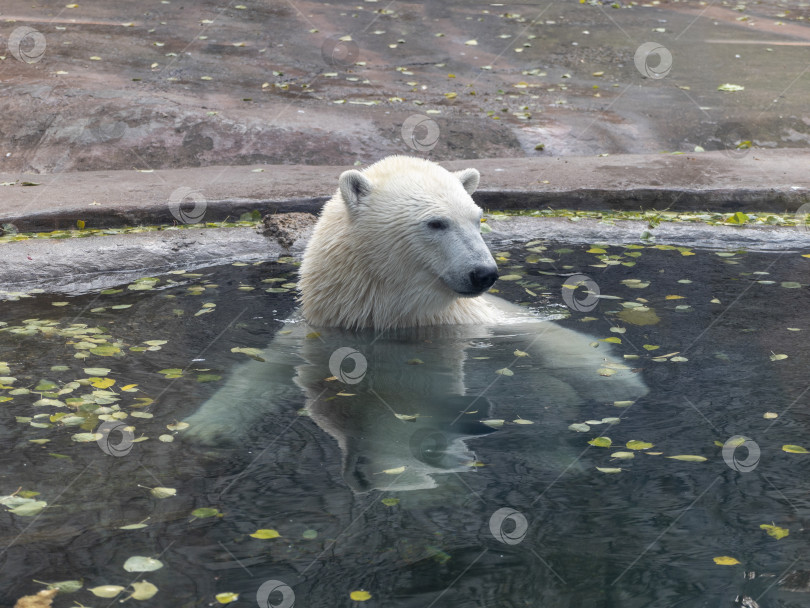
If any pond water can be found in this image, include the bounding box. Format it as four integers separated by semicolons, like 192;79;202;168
1;238;809;607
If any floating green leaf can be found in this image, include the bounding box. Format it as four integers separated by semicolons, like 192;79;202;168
150;487;177;499
197;374;222;383
588;437;612;448
36;579;82;593
666;455;708;462
231;347;266;361
191;507;223;519
724;212;749;225
129;580;159;600
72;432;103;442
9;500;47;516
84;367;111;376
611;452;635;460
626;440;654;450
89;585;125;598
123;556;164;572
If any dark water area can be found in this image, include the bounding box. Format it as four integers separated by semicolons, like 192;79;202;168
1;240;809;607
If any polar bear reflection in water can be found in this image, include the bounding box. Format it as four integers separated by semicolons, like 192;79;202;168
183;156;647;491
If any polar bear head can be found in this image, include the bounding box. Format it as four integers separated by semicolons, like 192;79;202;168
299;156;499;330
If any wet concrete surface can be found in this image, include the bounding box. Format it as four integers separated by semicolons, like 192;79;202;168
0;150;808;231
0;0;808;175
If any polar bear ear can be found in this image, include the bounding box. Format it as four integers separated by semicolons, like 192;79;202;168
338;170;372;212
454;168;480;195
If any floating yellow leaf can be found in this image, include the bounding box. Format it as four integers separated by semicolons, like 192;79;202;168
513;350;529;357
596;467;622;473
382;466;406;474
713;556;740;565
250;529;280;539
481;419;505;428
665;295;685;300
770;353;788;361
666;455;708;462
90;378;115;389
381;498;399;506
782;444;809;454
588;437;612;448
350;590;372;601
760;524;789;540
216;592;240;603
495;368;514;376
600;337;622;344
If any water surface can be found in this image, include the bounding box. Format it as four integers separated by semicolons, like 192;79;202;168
1;240;809;607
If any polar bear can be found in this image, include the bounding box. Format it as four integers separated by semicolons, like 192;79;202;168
183;156;647;491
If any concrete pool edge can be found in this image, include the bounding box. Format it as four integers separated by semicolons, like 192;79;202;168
1;150;808;232
2;215;809;299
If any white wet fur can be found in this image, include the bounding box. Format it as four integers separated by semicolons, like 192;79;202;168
183;156;648;491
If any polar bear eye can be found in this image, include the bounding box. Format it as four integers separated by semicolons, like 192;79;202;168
426;219;449;231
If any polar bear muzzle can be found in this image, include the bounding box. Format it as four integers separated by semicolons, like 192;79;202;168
468;265;499;293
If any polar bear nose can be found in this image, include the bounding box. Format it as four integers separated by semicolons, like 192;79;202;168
469;266;499;292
